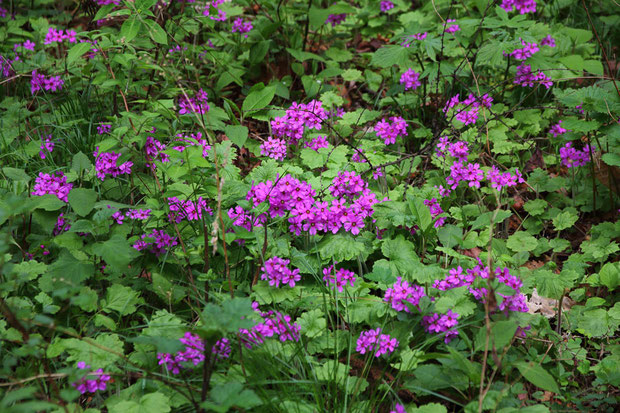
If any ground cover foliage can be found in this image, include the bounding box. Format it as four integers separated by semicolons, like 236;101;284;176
0;0;619;412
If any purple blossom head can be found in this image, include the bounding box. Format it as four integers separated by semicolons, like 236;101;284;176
356;328;399;357
261;136;287;161
261;256;301;288
326;13;346;27
384;277;426;312
374;116;407;145
540;34;556;48
548;120;569;137
232;18;253;37
380;1;395;12
501;0;537;14
32;172;73;202
400;68;421;91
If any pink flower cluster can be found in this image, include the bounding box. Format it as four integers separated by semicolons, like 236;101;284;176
424;198;446;228
436;137;469;161
168;197;212;223
232;18;252;37
514;63;552;89
240;303;300;348
53;213;71;235
39;135;54;159
326;13;346;27
172;132;212;159
390;404;406;413
380;0;395;12
144;135;170;168
540;34;556;48
93;148;133;181
356;328;399;357
71;362;110;394
158;333;230;375
444;19;460;34
111;208;151;225
510;39;539;60
486;165;524;191
374;116;407;145
32;172;73;202
261;256;301;288
97;123;111;135
401;32;427;47
271;100;329;144
323;264;356;292
304;135;329;151
203;0;227;21
15;40;36;51
548;120;569;137
422;310;459;343
400;68;421;91
443;93;493;126
133;229;177;257
230;172;380;236
261;136;287;160
31;70;64;95
432;261;529;317
0;54;14;78
501;0;537;14
43;27;77;45
559;142;594;168
178;88;210;115
384;277;425;312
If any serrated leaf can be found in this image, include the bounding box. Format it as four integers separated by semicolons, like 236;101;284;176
523;199;547;216
103;284;143;315
144;19;167;45
319;234;369;261
507;231;538;252
92;234;140;270
3;167;30;182
110;392;170;413
553;211;578;231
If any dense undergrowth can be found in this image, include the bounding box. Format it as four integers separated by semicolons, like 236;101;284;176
0;0;619;412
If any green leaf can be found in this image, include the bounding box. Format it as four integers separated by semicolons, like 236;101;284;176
601;152;620;167
470;210;512;230
48;333;123;369
224;125;248;148
110;392;170;413
202;382;262;412
120;16;142;43
577;308;609;337
523;199;547;216
407;195;433;234
93;234;140;270
371;46;410;68
599;262;619;290
381;235;423;280
583;60;604;76
285;48;326;63
514;361;560;393
3;167;31;182
39;251;94;295
342;68;363;81
507;231;538;252
242;86;276;113
67;42;93;65
437;225;462;249
319;234;369;261
200;297;256;336
67;188;97;217
71;152;92;174
297;309;326;338
553;211;578;231
102;284;143;315
533;269;573;300
143;19;168;44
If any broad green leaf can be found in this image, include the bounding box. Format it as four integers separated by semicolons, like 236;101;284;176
120;16;142;43
514;361;560;393
242;86;276;113
92;234;140;270
202;382;262;412
224;125;248;148
319;234;369;261
67;42;92;65
470;210;512;230
342;68;363;81
144;19;167;44
102;284;143;315
71;152;92;174
599;262;619;290
286;48;326;62
506;231;538;252
553;211;578;231
3;167;30;182
48;334;123;369
407;195;433;234
110;392;170;413
297;309;326;338
371;45;410;68
523;199;547;216
68;188;97;217
437;225;462;249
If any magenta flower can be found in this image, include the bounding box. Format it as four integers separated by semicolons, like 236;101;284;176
356;328;399;357
501;0;537;14
232;18;253;37
380;1;395;12
540;34;556;48
400;68;421;91
374;116;407;145
260;136;287;160
422;310;459;343
71;362;111;395
261;256;301;288
32;172;73;202
559;142;594;168
548;120;569;137
326;13;346;27
384;277;426;312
